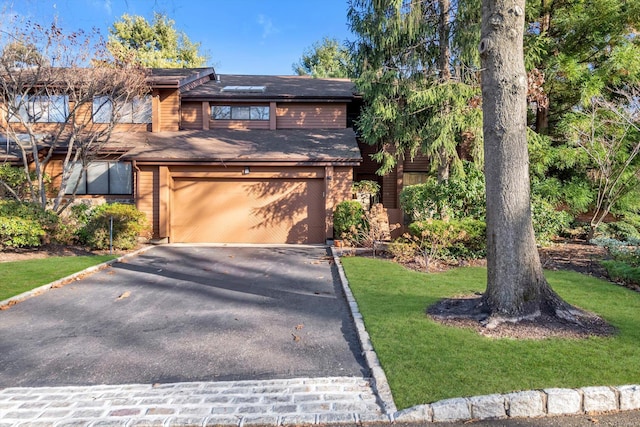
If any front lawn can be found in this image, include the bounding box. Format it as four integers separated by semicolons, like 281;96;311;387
341;256;640;410
0;255;115;301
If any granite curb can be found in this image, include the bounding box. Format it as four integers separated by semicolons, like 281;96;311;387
0;245;154;310
331;248;640;423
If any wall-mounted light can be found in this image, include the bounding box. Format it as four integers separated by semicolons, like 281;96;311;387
243;167;250;175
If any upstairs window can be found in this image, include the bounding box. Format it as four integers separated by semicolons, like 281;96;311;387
64;161;132;195
9;95;69;123
211;105;269;121
92;95;152;124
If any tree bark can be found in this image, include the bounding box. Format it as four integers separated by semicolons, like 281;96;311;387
479;0;573;321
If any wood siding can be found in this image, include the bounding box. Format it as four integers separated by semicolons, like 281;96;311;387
276;103;346;129
137;165;160;238
157;89;180;131
181;102;202;130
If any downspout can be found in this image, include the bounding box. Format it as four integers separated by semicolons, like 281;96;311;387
132;160;140;210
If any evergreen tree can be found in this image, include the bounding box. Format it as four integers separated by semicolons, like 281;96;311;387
348;0;483;181
108;13;208;68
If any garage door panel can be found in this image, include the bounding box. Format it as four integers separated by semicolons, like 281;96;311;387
171;178;324;244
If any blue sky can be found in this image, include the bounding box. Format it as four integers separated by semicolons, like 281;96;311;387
0;0;354;75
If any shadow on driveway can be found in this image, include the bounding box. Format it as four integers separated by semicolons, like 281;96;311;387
0;245;368;387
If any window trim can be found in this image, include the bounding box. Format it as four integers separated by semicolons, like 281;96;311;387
211;105;270;121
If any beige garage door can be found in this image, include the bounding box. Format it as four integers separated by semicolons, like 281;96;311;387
171;178;325;244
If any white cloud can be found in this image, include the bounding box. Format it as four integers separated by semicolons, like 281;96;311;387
257;14;278;39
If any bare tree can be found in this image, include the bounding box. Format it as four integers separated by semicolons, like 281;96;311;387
0;19;148;213
564;89;640;239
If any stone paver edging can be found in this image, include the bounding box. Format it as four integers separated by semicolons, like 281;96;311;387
331;248;640;423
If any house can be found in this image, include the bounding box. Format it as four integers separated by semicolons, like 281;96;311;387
1;68;364;244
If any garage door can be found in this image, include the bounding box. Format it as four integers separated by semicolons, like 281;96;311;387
171;178;325;244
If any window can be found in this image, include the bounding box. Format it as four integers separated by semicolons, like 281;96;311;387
9;95;69;123
403;172;429;187
92;95;152;124
211;105;270;121
65;161;132;195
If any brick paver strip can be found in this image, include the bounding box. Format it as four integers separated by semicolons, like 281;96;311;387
0;377;385;426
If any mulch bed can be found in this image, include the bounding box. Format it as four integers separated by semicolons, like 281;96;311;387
0;244;141;263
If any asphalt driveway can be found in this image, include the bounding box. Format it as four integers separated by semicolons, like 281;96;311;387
0;245;368;387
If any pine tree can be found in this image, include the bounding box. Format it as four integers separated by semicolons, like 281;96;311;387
348;0;483;181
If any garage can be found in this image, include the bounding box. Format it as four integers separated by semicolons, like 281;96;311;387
171;177;325;244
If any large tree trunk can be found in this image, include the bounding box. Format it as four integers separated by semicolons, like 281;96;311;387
479;0;574;323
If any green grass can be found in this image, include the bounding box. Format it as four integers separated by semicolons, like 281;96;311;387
0;255;115;301
341;256;640;409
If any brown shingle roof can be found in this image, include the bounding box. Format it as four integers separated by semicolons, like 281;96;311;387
182;74;356;101
120;128;361;164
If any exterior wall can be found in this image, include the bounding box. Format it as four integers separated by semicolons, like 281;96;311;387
276;103;346;129
210;119;270;130
136;165;160;238
154;89;180;131
181;102;202;130
328;166;354;239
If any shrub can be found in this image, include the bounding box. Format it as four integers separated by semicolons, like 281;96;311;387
386;239;419;263
531;197;572;245
333;201;368;245
599;220;640;241
591;236;640;286
0;201;59;248
0;216;46;248
79;203;149;250
400;163;486;222
408;218;486;260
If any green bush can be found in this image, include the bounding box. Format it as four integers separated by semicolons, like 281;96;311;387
386;239;419;263
599;220;640;241
79;203;149;250
407;218;486;260
0;201;60;248
333;201;368;245
531;197;572;245
400;163;486;222
0;216;46;248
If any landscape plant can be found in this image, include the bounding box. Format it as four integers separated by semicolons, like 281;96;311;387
78;203;149;250
591;236;640;286
0;201;59;248
333;200;368;245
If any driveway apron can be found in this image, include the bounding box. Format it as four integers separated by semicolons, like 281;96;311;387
0;245;368;387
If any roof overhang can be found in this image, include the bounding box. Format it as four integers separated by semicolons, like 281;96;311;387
120;128;362;165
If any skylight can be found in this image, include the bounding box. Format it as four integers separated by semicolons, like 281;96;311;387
221;85;266;93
